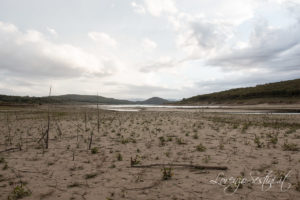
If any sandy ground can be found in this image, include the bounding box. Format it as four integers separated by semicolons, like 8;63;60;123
0;105;300;200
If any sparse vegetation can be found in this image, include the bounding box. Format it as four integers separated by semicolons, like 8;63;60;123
91;147;99;154
176;137;185;145
8;185;31;200
0;104;300;199
130;156;140;166
254;135;264;148
282;141;299;151
196;143;206;152
267;133;278;145
161;167;173;180
116;153;123;161
159;136;166;146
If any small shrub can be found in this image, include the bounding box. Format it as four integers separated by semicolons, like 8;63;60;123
275;170;287;181
91;147;99;154
130;156;140;166
121;138;129;144
241;123;250;133
161;167;172;180
193;133;198;139
282;141;299;151
269;134;278;145
233;124;238;129
203;155;211;163
8;185;31;200
254;135;264;148
121;137;135;144
196;143;206;152
225;176;243;193
159;136;165;146
176;138;185;145
116;153;122;161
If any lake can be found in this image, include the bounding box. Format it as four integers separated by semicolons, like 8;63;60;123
88;104;300;115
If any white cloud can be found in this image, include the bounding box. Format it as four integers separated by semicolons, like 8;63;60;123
208;0;255;25
131;2;146;14
0;21;18;32
88;32;117;47
142;38;157;50
140;56;180;72
1;1;300;99
144;0;177;17
0;21;116;80
46;27;57;36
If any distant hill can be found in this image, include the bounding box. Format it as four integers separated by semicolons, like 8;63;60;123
49;94;131;104
0;94;170;105
0;95;56;105
178;78;300;105
137;97;170;105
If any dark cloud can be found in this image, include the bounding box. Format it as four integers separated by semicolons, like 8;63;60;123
188;20;227;50
208;8;300;74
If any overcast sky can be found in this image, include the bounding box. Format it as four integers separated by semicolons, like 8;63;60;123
0;0;300;100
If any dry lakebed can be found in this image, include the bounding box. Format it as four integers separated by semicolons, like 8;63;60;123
0;105;300;200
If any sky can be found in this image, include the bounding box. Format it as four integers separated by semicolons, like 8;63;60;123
0;0;300;100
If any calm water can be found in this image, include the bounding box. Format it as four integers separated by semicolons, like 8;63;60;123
88;104;300;115
99;104;225;111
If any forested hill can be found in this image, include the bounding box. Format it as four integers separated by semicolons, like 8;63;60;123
178;78;300;105
0;94;170;105
136;97;170;105
0;94;131;105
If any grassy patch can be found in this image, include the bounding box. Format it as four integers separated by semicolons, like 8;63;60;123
8;185;31;200
196;143;206;152
161;167;173;180
282;141;299;151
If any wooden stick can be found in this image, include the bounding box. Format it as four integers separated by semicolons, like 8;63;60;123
97;92;100;133
46;86;52;149
0;147;20;153
37;130;47;143
131;163;228;170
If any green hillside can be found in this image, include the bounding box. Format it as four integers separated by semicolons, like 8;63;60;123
0;94;131;105
179;78;300;105
49;94;131;104
0;94;170;105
